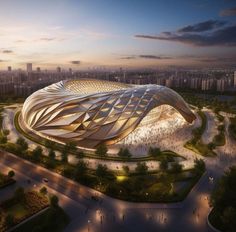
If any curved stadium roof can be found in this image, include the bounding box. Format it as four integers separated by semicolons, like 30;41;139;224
22;79;196;148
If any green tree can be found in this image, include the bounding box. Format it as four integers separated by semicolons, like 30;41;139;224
210;166;236;231
0;135;7;144
46;150;56;169
32;146;43;162
135;162;148;175
96;164;108;177
122;165;130;175
40;186;47;195
44;140;56;149
75;160;88;179
3;129;10;136
65;141;77;153
61;165;74;178
7;170;15;178
207;142;216;150
148;147;161;157
117;148;132;159
61;151;68;163
78;151;84;158
171;162;183;173
159;158;168;171
50;195;59;208
48;149;56;160
193;159;205;175
95;144;108;157
16;137;28;151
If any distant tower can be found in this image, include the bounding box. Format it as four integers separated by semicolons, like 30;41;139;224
120;67;125;83
7;66;12;72
57;67;61;73
26;63;32;72
36;67;41;72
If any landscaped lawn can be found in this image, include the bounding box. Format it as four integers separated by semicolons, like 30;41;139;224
12;207;70;232
147;182;172;196
0;191;49;231
98;169;203;203
185;110;218;157
6;203;28;219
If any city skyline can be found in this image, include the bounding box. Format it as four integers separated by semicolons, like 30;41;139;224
0;0;236;70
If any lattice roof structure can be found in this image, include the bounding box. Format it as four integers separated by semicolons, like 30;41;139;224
22;79;196;148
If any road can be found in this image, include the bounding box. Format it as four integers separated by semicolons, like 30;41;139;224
1;149;230;232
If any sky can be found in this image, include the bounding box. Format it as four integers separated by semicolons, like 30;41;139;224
0;0;236;70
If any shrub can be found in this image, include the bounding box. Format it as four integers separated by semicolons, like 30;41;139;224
0;135;7;144
8;170;15;178
159;158;168;171
96;164;108;177
193;159;205;175
74;160;88;179
135;162;148;175
148;147;161;157
122;165;130;175
95;144;108;157
117;148;132;159
40;187;47;195
170;162;183;173
16;137;28;151
50;195;59;208
32;146;43;162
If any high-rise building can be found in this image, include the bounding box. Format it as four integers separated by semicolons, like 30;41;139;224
26;63;32;72
8;66;12;72
201;79;209;91
234;71;236;88
57;67;61;73
217;79;225;92
36;67;41;72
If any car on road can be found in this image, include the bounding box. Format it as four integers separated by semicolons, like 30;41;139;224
42;178;49;183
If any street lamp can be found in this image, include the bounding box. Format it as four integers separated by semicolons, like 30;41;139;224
87;219;90;232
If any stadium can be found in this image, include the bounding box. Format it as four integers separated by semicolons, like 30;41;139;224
21;79;196;148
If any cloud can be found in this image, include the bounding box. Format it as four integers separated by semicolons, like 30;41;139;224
135;24;236;46
139;55;172;59
178;20;226;32
70;60;81;65
220;7;236;17
120;56;136;60
15;40;26;43
198;57;236;63
120;55;172;60
2;50;13;54
39;37;56;41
